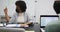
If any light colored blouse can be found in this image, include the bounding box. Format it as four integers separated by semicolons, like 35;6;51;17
9;12;34;24
16;13;25;23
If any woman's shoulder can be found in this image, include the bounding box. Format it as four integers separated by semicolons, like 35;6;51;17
55;0;60;1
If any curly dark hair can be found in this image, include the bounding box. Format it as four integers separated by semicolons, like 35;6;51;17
53;1;60;14
15;1;27;13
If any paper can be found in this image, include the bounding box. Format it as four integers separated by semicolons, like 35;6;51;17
6;24;21;28
0;23;29;28
6;24;29;28
0;23;3;27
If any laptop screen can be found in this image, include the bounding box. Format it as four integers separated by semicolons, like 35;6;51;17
40;15;59;28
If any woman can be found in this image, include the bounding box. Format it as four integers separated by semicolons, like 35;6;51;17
4;1;34;27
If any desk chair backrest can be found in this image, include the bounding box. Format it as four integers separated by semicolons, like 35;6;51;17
45;21;60;32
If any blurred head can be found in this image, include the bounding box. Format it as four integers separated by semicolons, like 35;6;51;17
15;1;27;13
53;1;60;14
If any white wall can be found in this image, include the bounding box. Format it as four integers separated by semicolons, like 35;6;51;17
35;0;57;23
0;0;6;15
0;0;17;16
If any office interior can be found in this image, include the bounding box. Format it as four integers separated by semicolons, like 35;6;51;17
0;0;60;32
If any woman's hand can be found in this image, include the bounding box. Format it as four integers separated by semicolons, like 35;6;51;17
21;24;29;27
4;7;10;22
4;7;8;14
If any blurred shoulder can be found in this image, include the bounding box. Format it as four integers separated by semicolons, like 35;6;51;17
46;20;60;26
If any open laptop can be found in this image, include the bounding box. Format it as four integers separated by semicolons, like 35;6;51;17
40;15;59;28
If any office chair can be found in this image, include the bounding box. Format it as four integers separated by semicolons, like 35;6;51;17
45;21;60;32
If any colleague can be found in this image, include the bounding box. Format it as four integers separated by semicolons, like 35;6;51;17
4;1;34;27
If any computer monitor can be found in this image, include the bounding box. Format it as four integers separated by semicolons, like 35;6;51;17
40;15;59;28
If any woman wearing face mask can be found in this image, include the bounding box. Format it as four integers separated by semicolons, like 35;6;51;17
4;1;34;27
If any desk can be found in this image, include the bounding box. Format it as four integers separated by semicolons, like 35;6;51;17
25;27;35;32
0;27;25;32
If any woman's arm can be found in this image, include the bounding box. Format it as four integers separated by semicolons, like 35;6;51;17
4;7;10;22
25;22;32;25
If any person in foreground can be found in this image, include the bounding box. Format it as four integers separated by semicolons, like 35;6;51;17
45;20;60;32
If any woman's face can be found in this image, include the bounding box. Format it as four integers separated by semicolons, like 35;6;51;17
16;5;22;13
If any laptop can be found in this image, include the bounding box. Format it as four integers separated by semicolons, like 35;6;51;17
40;15;59;28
